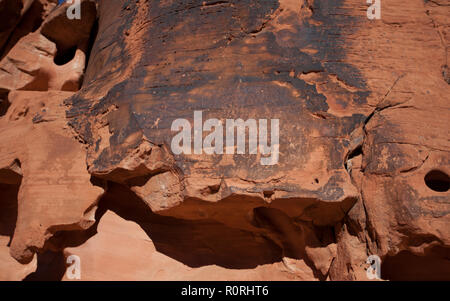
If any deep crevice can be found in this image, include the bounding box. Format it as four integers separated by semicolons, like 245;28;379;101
344;145;363;171
81;18;99;87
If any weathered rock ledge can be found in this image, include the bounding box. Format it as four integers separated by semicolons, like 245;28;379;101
0;0;449;280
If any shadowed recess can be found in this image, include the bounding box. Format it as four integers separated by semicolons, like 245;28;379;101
0;0;45;60
0;161;22;246
0;90;10;117
54;45;77;66
381;247;450;281
424;170;450;192
0;184;19;246
95;182;284;269
40;180;338;280
23;251;66;281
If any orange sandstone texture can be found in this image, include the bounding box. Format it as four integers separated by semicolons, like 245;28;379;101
0;0;449;281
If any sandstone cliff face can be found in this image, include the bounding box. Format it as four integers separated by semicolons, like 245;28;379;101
0;0;449;281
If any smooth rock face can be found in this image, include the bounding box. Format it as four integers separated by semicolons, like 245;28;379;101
0;0;449;281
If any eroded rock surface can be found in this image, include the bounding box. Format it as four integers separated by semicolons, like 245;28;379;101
0;0;449;281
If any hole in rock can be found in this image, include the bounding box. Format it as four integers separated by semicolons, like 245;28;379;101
424;170;450;192
263;190;274;198
208;184;220;194
381;249;450;281
54;45;77;66
200;183;221;196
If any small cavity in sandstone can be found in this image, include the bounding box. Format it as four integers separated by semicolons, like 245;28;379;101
424;170;450;192
54;45;77;66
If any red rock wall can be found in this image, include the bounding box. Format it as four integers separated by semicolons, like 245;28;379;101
0;0;449;281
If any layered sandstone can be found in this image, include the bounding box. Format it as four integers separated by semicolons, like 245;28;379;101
0;0;449;281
